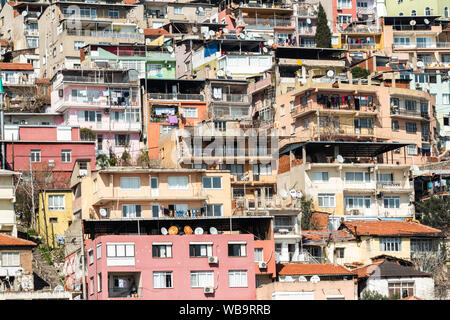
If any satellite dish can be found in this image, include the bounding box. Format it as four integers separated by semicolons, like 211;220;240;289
310;275;320;283
168;226;178;235
99;208;107;217
225;70;232;77
424;19;430;24
239;33;245;39
166;45;174;53
199;7;204;12
280;189;288;199
263;47;268;53
299;276;307;282
194;227;204;235
223;28;229;34
161;227;168;235
53;285;64;292
326;70;335;78
138;28;144;34
306;18;311;24
327;21;332;27
184;225;193;235
267;39;274;46
22;11;28;16
209;30;216;36
209;227;218;235
296;191;303;198
290;189;297;198
217;69;225;77
417;61;424;68
192;26;198;33
410;20;416;26
36;12;41;17
337;155;344;163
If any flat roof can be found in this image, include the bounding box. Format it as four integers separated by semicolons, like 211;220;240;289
275;47;347;60
280;141;410;157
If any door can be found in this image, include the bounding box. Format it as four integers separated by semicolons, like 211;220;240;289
150;177;159;197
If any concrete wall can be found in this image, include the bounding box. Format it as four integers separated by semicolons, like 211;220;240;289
364;276;435;300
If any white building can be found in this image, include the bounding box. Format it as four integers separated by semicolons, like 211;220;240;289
0;170;19;237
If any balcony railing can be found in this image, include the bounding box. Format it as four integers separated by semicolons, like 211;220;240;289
62;12;129;20
2;77;35;85
392;25;433;31
66;29;142;39
240;17;293;28
376;181;407;188
147;93;204;101
24;29;39;36
274;224;297;235
297;27;316;35
343;43;376;49
213;94;250;103
391;108;428;119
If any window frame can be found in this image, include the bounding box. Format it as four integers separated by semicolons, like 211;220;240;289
153;271;173;289
228;270;248;288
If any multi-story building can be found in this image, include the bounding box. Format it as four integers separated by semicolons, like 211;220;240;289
275;78;438;164
50;69;142;162
385;0;449;18
0;169;19;237
143;78;207;159
277;141;416;220
37;189;72;248
2;124;96;184
0;63;37;111
37;0;145;78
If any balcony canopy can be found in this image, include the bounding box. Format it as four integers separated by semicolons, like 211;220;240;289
275;47;346;60
141;78;205;94
383;16;441;26
279;141;410;158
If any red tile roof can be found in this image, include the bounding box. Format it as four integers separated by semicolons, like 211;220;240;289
0;233;36;247
144;28;170;36
0;63;34;71
302;230;355;245
278;263;354;276
341;220;442;237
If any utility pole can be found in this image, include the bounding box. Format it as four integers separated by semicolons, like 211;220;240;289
80;221;87;300
29;155;35;230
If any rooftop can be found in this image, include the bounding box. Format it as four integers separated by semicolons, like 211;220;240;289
341;220;443;237
0;234;36;247
278;263;354;276
353;260;431;279
0;63;34;71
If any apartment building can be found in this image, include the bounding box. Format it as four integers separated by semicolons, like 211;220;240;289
0;169;19;237
247;71;275;130
385;0;449;17
277;141;416;219
37;0;145;78
50;69;142;162
144;78;207;159
276;78;438;164
70;166;232;220
2;125;96;184
159;122;278;216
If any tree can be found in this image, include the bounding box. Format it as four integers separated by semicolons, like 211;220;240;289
300;197;314;230
361;290;399;300
415;196;450;233
351;66;370;79
315;3;331;48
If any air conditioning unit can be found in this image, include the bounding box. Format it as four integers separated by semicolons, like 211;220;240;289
350;209;360;216
204;286;214;294
258;261;268;269
208;256;218;264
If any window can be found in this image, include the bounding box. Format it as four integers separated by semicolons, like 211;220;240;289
377;173;393;184
444;116;449;127
253;163;272;176
148;64;162;76
90;277;94;295
335;248;345;258
1;252;20;267
96;243;101;260
182;107;198;118
411;239;435;252
205;204;223;216
202;177;222;189
61;149;71;163
318;194;335;208
160;125;177;135
384;196;400;209
215;121;226;132
190;271;214;288
96;273;102;292
405;100;416;111
443;94;450;105
380;238;402;251
345;172;370;182
74;41;85;50
151;177;159;189
411;10;416;16
280;104;285;116
220;164;243;177
77;110;101;122
122;204;142;218
229;270;248;288
313;172;329;182
337;0;352;9
291;123;296;135
174;7;183;15
344;196;371;209
115;134;130;146
290;101;295;112
49;217;58;223
407;144;417;155
48;195;65;211
168;176;188;190
108;9;119;18
106;243;135;257
153;244;172;258
337;15;352;24
190;243;213;257
254;248;263;262
445;7;449;18
228;242;246;257
120;177;140;190
88;249;94;265
388;281;414;299
153;272;173;288
392;120;399;131
26;37;38;48
394;37;410;46
30;149;41;162
357;2;368;7
405;122;417;133
424;7;430;16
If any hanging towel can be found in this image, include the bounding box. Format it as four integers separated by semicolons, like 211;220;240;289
168;115;178;125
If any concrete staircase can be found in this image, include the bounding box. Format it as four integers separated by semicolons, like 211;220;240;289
32;248;62;290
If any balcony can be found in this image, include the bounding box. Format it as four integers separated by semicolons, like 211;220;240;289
355;7;376;16
147;93;204;101
212;106;251;120
24;29;39;36
0;186;15;200
376;180;412;192
274;224;298;236
239;17;293;29
343;180;376;192
90;121;141;132
393;42;450;50
108;272;142;299
65;29;142;40
292;101;377;119
391;108;429;121
343;43;376;50
212;93;250;104
62;12;129;20
2;77;35;86
297;27;316;35
297;4;318;18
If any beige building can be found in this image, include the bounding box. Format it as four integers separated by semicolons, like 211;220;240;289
0;170;19;238
37;0;145;78
70;164;232;220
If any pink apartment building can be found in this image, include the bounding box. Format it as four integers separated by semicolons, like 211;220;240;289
50;69;142;163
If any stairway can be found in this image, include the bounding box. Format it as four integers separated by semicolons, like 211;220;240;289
32;247;62;290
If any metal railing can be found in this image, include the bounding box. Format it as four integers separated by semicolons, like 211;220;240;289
2;77;35;85
274;224;297;234
391;108;428;118
376;181;406;188
213;93;250;103
62;12;129;19
240;17;293;28
147;93;204;101
61;75;132;84
344;43;376;49
66;29;142;39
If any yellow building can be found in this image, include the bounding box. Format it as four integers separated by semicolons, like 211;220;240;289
37;189;73;248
